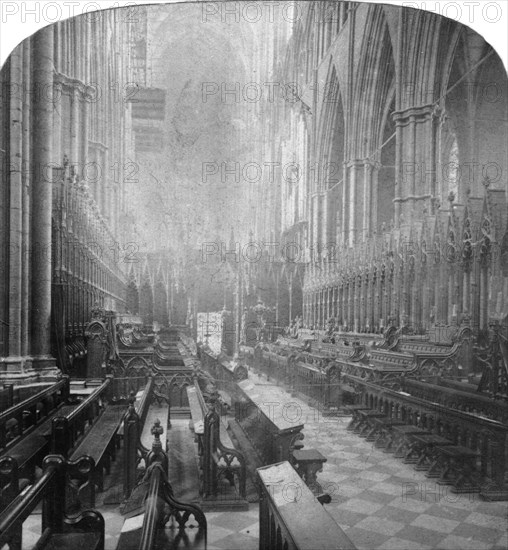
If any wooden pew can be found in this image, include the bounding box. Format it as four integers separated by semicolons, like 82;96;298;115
0;378;111;513
257;461;355;550
116;426;207;550
187;382;247;507
54;377;155;507
64;403;126;501
0;455;104;550
123;377;167;500
50;376;113;455
0;377;70;454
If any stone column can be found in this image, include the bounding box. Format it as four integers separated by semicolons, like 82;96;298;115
393;106;435;224
328;284;332;321
359;276;365;331
367;275;374;332
481;260;489;331
463;269;471;316
386;264;393;321
341;284;346;327
347;162;360;247
31;26;57;375
70;88;80;173
362;161;379;240
6;44;23;373
21;41;32;358
348;280;354;330
319;289;324;329
421;262;429;332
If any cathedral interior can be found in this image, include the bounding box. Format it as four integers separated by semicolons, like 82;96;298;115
0;2;507;549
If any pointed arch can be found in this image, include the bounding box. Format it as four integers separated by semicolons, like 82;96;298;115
317;62;346;247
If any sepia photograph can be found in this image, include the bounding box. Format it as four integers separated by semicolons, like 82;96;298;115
0;1;507;548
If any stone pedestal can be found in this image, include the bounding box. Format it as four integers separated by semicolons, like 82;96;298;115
0;356;38;384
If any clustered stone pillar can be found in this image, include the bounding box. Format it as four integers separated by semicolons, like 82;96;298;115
7;44;23;366
31;26;57;375
392;105;435;224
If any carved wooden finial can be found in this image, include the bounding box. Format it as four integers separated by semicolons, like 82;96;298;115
150;418;164;451
128;391;136;411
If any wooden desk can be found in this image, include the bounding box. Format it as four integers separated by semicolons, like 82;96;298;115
344;405;371;432
404;434;453;469
430;445;480;492
257;461;356;550
355;410;386;438
292;450;327;493
370;418;406;448
390;426;432;457
235;380;304;466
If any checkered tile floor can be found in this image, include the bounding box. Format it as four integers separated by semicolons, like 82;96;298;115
20;371;508;549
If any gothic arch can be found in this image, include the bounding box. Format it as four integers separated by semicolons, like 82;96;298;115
350;5;396;236
317;62;346;249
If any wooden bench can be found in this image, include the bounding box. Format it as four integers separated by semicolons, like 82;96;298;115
46;376;119;506
122;377;172;501
50;376;113;454
187;385;205;457
0;377;108;511
0;455;104;550
0;376;70;454
0;378;111;511
187;382;247;507
257;461;356;550
59;377;157;507
116;427;207;550
67;403;126;499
